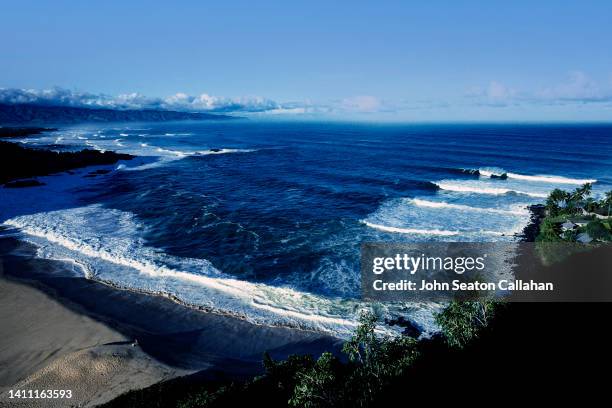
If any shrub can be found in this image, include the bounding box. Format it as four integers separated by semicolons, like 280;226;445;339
289;352;344;408
435;301;498;349
586;220;611;241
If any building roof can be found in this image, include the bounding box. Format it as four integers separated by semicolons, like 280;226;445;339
576;233;593;243
561;221;576;230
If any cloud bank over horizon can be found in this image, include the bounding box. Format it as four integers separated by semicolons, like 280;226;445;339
466;71;612;107
1;71;611;121
0;87;292;114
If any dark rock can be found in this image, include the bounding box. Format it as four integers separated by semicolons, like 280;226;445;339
0;126;57;138
87;169;112;176
519;204;546;242
385;316;422;337
210;148;223;152
4;179;45;188
0;140;133;184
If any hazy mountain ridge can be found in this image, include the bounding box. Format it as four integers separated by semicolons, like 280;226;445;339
0;103;236;124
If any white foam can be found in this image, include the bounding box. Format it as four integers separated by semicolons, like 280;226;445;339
3;205;379;337
363;221;459;236
85;141;106;153
194;148;256;155
410;199;528;216
477;167;506;178
150;146;255;158
505;172;596;185
475;167;596;185
118;157;177;171
435;182;547;198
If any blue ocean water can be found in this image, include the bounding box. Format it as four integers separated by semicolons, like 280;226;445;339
2;121;611;336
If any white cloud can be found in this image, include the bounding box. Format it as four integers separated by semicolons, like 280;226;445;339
0;87;285;113
467;72;612;107
340;95;382;112
536;71;610;102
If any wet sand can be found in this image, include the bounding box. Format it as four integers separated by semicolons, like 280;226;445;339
0;277;188;407
0;236;340;407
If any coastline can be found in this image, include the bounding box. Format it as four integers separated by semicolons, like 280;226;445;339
1;124;607;406
0;234;341;406
0;201;548;407
519;204;546;243
0;128;341;406
0;139;134;186
0;262;188;407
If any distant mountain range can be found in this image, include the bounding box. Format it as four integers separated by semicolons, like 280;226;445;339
0;103;236;124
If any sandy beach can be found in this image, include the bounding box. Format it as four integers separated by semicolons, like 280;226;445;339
0;235;340;407
0;276;188;408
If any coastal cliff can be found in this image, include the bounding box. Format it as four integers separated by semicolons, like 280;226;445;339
0;127;134;186
0;104;234;124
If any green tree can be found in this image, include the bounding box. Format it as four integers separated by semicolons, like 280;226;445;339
340;312;419;406
263;353;315;395
567;183;592;214
586;220;611;241
546;188;569;216
289;352;343;408
584;197;598;213
435;300;498;348
537;217;562;242
604;191;612;217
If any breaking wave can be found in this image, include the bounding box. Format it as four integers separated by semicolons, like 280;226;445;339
461;167;597;185
434;182;547;198
362;221;459;236
504;173;596;185
2;205;390;337
409;199;529;216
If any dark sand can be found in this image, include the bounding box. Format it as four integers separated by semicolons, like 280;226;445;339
0;275;188;407
0;235;341;406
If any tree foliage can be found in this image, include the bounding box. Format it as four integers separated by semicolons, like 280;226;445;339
435;301;498;349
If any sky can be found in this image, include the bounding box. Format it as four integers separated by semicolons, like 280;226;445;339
1;0;612;121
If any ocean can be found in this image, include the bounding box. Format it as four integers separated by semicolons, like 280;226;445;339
1;121;611;336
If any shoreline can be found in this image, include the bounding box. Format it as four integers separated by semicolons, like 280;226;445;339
0;234;341;406
0;121;344;403
0;139;134;186
0;126;584;407
519;204;546;243
0;268;189;407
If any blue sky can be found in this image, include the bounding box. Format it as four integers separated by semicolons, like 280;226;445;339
1;0;612;121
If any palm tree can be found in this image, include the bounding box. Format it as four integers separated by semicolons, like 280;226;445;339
567;183;592;214
571;183;592;202
605;191;612;217
546;188;569;216
585;197;597;213
582;183;593;197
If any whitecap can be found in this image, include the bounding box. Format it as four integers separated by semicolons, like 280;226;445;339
362;221;459;236
3;205;383;338
435;181;547;198
505;172;596;185
410;199;529;216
